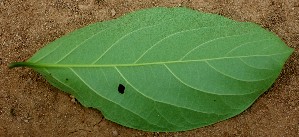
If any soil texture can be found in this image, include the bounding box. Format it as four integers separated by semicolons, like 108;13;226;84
1;0;298;136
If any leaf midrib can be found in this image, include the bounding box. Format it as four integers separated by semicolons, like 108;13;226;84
24;52;290;68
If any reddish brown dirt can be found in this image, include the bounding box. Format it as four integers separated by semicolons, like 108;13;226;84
1;0;298;137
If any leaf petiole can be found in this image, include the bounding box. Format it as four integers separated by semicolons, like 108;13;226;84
8;62;36;69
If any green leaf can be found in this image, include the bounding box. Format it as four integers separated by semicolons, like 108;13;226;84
9;7;293;131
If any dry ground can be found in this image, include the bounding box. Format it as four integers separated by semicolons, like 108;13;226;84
0;0;298;136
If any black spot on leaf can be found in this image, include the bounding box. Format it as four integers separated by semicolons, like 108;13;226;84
118;84;125;94
66;78;69;81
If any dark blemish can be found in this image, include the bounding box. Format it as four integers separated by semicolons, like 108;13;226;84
213;100;216;102
66;78;69;81
118;84;125;94
10;108;16;116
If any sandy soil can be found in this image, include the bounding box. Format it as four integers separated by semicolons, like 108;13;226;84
1;0;298;136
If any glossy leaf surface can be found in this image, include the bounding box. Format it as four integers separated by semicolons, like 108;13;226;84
9;7;293;131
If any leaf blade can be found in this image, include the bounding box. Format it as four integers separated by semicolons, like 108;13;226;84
10;7;293;131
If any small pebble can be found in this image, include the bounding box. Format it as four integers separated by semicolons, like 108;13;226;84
112;130;118;136
70;95;76;103
111;9;116;17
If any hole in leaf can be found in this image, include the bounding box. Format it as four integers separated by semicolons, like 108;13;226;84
118;84;125;94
